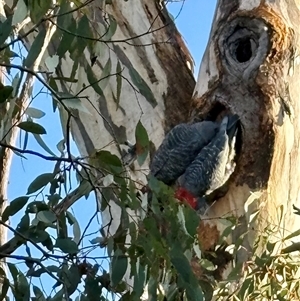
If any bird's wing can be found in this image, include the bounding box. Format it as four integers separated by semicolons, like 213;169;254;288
150;122;218;184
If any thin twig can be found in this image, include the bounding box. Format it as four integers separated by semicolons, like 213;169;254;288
1;253;62;283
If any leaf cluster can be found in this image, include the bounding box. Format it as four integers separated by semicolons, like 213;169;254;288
2;1;300;301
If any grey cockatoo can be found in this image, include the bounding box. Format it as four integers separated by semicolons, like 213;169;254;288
150;114;240;212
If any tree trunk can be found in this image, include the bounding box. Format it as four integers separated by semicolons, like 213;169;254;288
4;0;298;290
18;1;195;233
1;0;195;288
0;0;8;288
1;2;194;210
193;0;300;265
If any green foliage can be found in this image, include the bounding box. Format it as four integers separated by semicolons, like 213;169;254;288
18;121;47;135
56;92;91;114
28;0;52;23
128;65;157;107
12;0;28;26
135;120;149;166
55;238;79;254
0;85;13;103
112;60;123;107
24;28;47;68
26;172;54;194
0;16;13;46
1;1;300;301
25;107;46;119
110;248;128;287
2;196;29;222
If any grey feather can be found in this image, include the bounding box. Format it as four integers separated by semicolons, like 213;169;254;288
178;114;239;198
150;121;219;184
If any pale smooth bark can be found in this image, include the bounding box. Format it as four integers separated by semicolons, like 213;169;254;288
1;0;196;289
0;0;8;288
1;0;194;227
21;1;195;235
4;0;298;289
193;0;300;267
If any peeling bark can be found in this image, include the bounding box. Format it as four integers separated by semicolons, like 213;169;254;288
193;0;300;268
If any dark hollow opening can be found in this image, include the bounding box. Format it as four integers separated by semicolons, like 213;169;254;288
204;102;227;121
235;38;252;62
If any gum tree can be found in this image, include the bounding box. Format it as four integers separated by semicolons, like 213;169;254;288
1;0;300;300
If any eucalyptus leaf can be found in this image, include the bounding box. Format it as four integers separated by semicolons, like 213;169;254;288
55;238;79;254
17;214;30;233
18;121;46;135
2;196;29;222
65;264;82;295
57;19;76;58
73;219;81;244
24;28;46;68
170;245;204;301
0;85;13;103
16;272;30;301
12;0;28;26
94;150;123;174
77;179;93;199
29;230;51;244
183;205;200;237
7;262;19;282
0;16;12;46
90;237;106;246
57;92;91;114
0;277;9;301
113;61;122;108
12;72;22;97
26;107;46;119
26;201;49;213
23;129;29;150
33;133;57;156
33;285;47;301
37;210;57;223
86;64;104;96
102;174;114;187
111;248;128;287
66;212;81;244
200;259;216;271
28;0;52;23
135;120;149;166
47;265;60;273
28;267;47;277
56;139;65;153
99;58;112;91
133;262;146;298
104;14;117;41
27;173;54;194
45;55;59;73
128;66;157;107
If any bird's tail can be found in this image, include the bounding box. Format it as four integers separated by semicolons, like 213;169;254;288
225;114;240;140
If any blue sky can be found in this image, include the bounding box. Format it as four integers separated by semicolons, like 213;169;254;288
6;0;217;297
168;1;216;72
